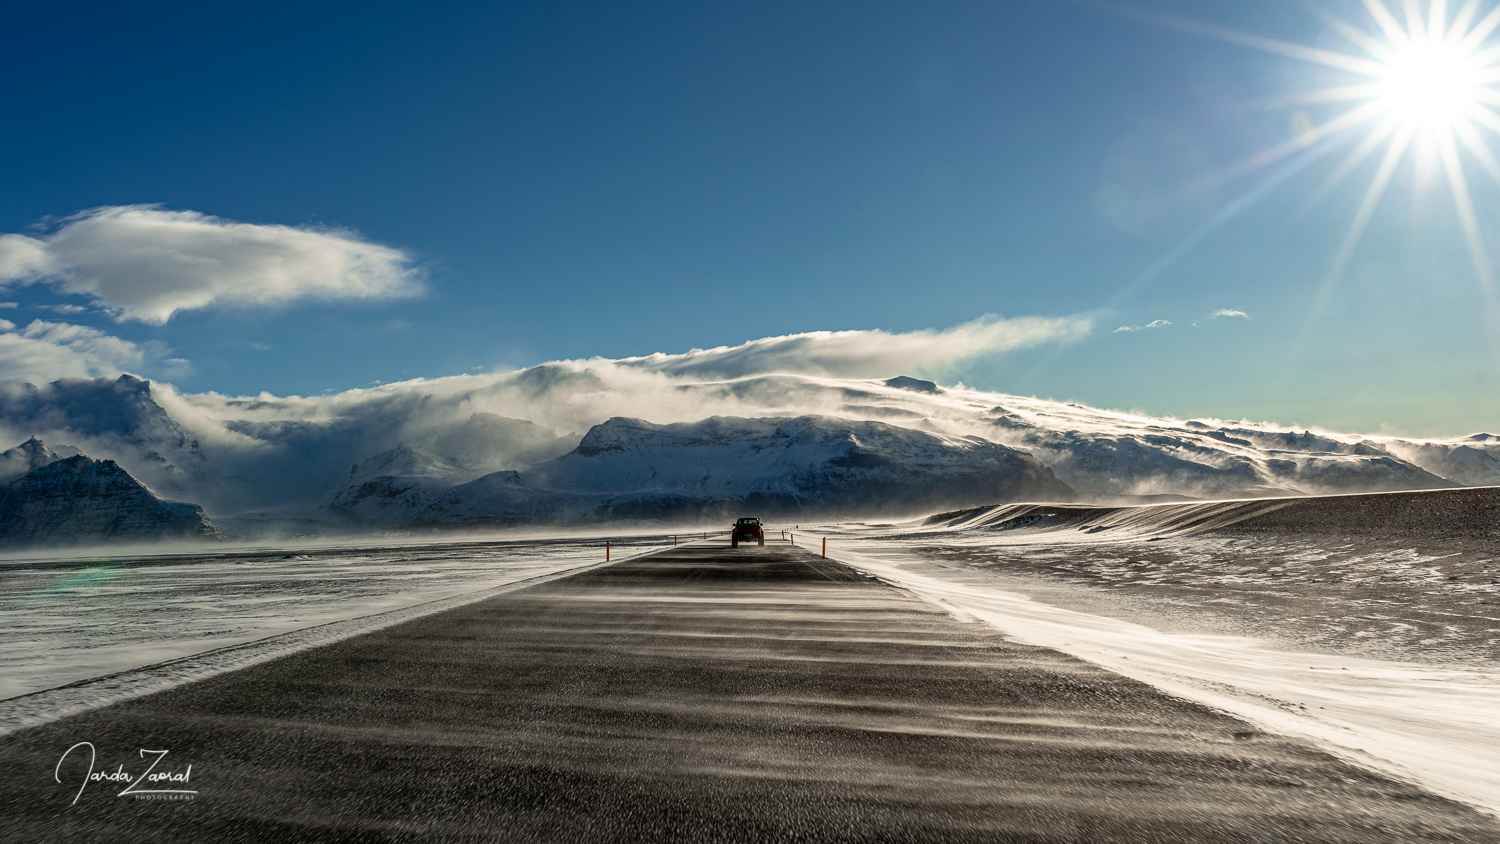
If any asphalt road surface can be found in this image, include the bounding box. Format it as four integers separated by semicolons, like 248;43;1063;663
2;541;1497;842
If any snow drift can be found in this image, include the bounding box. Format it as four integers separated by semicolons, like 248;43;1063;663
921;485;1500;543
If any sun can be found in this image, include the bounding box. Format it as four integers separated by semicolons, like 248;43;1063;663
1378;38;1486;127
1119;0;1500;322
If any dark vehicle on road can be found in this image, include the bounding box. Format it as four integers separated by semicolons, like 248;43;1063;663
731;517;764;547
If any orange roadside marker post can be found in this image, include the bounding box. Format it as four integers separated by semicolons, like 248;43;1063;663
822;537;826;558
674;535;677;546
791;534;795;545
606;541;610;562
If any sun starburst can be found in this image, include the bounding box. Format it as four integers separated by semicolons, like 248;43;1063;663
1116;0;1500;324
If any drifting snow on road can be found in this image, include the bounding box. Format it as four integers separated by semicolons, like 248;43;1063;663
815;509;1500;818
0;534;677;734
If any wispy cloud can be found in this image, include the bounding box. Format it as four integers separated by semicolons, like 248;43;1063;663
0;302;16;309
37;303;88;314
1114;319;1172;333
0;205;424;324
1210;309;1250;319
615;314;1094;379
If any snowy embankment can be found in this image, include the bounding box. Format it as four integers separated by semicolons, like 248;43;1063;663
0;534;673;736
812;490;1500;816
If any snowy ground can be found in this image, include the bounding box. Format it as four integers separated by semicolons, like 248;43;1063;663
0;532;688;734
4;517;1497;819
806;520;1500;818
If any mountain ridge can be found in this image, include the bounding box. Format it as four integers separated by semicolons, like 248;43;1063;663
0;447;224;547
329;414;1075;527
2;369;1496;535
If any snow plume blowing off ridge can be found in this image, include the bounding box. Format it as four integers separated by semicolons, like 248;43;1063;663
3;314;1497;532
0;205;424;324
615;314;1094;379
0;316;1096;524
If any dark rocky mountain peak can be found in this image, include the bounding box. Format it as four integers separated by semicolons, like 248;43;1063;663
0;454;223;546
884;376;941;394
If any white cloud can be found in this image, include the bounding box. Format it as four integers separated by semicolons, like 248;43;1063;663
37;303;88;314
0;319;149;381
1210;308;1250;319
0;205;424;324
1114;319;1172;333
0;302;16;309
616;314;1093;379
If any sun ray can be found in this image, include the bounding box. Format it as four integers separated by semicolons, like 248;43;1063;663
1114;133;1356;308
1454;107;1500;182
1437;122;1496;288
1405;0;1430;43
1186;100;1387;198
1315;123;1416;313
1364;0;1416;49
1110;0;1500;347
1446;0;1483;45
1099;4;1387;76
1299;119;1402;213
1293;0;1399;59
1458;1;1500;51
1259;82;1393;107
1430;0;1450;39
1462;42;1500;66
1280;122;1417;391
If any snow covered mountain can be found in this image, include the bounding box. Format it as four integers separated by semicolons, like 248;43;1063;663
0;447;223;547
0;375;206;501
0;437;75;482
329;415;1074;527
1;365;1496;536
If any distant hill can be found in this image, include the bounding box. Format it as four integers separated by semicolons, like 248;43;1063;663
0;446;223;547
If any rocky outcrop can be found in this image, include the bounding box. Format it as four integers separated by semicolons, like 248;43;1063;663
0;453;223;546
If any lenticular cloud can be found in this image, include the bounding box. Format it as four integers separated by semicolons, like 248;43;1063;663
0;206;424;323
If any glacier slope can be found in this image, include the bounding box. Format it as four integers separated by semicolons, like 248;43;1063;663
329;414;1074;526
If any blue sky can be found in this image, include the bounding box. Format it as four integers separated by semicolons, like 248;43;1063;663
1;0;1497;436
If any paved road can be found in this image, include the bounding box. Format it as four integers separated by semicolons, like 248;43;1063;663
2;541;1496;842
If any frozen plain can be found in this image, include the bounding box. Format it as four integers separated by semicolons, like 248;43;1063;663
0;533;681;733
2;493;1497;822
806;490;1500;818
